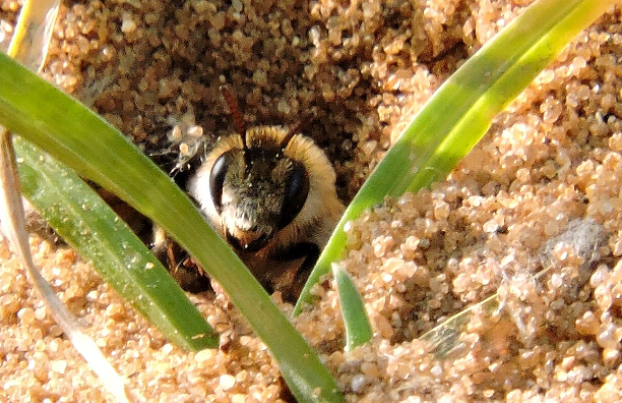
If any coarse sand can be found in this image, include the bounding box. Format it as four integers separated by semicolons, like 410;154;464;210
1;0;622;402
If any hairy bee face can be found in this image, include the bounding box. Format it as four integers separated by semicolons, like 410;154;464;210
189;125;344;251
188;125;344;296
209;145;309;252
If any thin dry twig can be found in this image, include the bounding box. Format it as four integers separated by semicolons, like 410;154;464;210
0;129;131;403
0;1;131;401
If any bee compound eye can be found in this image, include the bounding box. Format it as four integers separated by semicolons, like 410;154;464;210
209;152;229;213
279;161;309;229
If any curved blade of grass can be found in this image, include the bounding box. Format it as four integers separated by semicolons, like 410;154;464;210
332;264;372;352
0;52;342;403
3;2;130;401
1;130;130;403
294;0;614;314
15;136;219;350
6;0;216;352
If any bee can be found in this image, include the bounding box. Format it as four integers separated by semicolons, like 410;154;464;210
187;124;344;300
153;86;344;299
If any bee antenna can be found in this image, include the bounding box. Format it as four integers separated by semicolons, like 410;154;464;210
282;121;303;147
220;84;247;143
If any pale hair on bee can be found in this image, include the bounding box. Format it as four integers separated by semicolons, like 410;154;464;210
188;125;344;299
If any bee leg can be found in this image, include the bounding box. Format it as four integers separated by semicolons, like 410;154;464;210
274;242;320;302
170;255;212;294
152;226;211;293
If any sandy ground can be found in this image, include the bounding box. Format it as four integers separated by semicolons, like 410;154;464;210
1;0;622;402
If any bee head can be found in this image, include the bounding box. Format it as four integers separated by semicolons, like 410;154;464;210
207;127;310;252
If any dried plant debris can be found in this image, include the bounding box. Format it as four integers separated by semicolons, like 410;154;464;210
2;1;622;402
418;216;609;359
498;218;607;345
540;218;607;271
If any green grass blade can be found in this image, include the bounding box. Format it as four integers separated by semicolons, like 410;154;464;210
294;0;614;314
15;136;218;350
332;264;372;352
8;0;217;351
0;51;342;403
5;2;132;400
